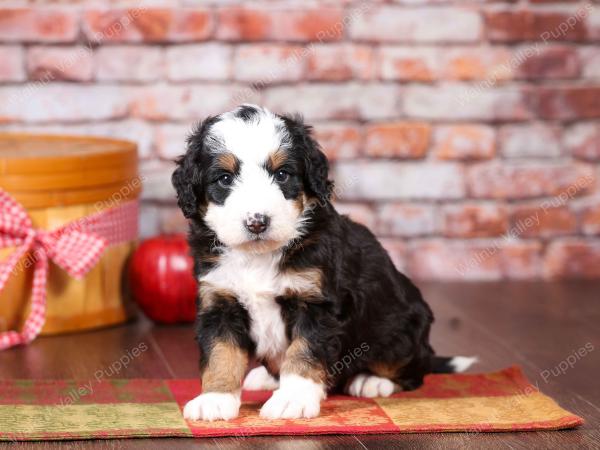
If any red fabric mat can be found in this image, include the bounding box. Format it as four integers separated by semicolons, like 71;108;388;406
0;367;583;441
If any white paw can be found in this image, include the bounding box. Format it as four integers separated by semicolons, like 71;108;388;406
183;392;241;421
347;374;397;398
243;366;280;391
259;374;325;419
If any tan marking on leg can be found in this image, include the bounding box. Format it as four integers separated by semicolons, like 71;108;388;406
202;340;249;393
281;337;326;385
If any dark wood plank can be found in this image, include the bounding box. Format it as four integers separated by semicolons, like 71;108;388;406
0;317;170;379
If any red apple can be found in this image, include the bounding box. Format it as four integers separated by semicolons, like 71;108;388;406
129;234;197;323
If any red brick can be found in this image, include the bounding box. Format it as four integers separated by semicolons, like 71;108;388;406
155;123;189;160
409;240;542;280
307;45;374;81
377;203;437;237
433;125;495;160
217;7;344;42
233;45;304;83
468;162;596;199
140;160;177;202
580;46;600;79
545;240;600;279
313;123;361;161
502;242;543;280
83;8;213;43
139;205;159;238
334;202;376;230
379;46;513;82
529;86;600;120
443;47;513;81
0;46;25;81
408;240;504;281
159;205;189;234
564;123;600;161
131;84;246;121
97;45;164;81
0;84;129;123
379;238;407;272
0;8;78;43
442;204;508;238
379;47;437;81
517;46;580;79
485;9;587;42
365;122;431;159
215;8;270;41
166;44;231;81
404;85;531;121
278;8;345;42
350;6;482;43
27;46;93;82
510;205;577;238
585;7;600;40
171;9;214;42
263;83;400;121
334;162;465;200
581;201;600;235
499;123;562;158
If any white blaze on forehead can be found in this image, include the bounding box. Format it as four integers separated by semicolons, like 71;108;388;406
202;106;304;251
209;107;289;165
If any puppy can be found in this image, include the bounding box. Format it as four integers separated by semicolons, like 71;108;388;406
172;105;475;421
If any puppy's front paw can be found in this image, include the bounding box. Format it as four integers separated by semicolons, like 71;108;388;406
183;392;241;421
259;374;325;419
243;366;280;391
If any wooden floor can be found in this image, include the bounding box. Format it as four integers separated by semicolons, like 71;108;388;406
1;281;599;449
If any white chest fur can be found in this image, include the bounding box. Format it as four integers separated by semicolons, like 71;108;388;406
200;249;289;366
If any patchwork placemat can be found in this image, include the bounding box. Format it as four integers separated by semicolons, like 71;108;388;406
0;366;583;441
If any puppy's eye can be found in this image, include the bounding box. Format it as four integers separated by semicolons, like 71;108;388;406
274;170;290;183
217;174;233;187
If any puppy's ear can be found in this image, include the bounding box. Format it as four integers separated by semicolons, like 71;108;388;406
283;114;333;202
172;117;216;219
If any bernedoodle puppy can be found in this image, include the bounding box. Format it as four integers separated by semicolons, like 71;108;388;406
172;104;475;421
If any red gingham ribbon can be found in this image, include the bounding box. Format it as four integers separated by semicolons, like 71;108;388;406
0;188;139;350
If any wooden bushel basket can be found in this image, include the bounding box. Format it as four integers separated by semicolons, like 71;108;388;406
0;134;140;335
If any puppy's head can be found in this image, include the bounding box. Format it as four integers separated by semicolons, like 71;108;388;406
172;105;332;253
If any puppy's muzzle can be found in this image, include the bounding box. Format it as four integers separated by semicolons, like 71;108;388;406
245;213;270;235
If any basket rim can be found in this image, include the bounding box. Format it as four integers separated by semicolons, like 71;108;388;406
0;133;138;176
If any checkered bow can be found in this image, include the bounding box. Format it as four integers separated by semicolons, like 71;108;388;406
0;188;138;350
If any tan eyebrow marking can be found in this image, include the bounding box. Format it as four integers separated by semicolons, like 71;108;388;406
216;152;240;172
267;148;288;171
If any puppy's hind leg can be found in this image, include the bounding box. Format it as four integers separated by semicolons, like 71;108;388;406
345;373;399;398
345;360;410;398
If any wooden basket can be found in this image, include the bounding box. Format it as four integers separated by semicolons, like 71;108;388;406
0;134;140;335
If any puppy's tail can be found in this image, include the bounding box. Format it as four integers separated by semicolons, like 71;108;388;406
431;356;478;374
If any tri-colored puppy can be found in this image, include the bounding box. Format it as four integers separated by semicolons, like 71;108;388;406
172;105;475;421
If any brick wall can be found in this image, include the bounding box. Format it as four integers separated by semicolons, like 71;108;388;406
1;1;599;280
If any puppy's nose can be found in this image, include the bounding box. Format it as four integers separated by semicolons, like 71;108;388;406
245;213;270;234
